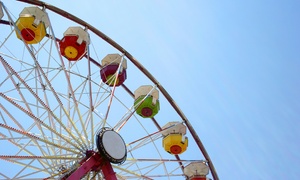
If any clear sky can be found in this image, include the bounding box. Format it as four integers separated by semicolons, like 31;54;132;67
3;0;300;179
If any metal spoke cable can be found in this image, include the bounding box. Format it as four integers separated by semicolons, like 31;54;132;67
0;57;84;150
46;17;89;149
1;92;82;151
1;5;87;150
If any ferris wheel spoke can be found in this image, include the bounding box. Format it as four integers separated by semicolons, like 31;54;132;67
86;112;106;137
102;57;126;127
0;28;15;50
0;104;24;134
93;86;111;109
0;123;80;154
0;155;80;160
1;57;34;113
0;172;10;179
128;121;185;172
112;165;153;180
128;115;170;178
46;68;93;150
0;156;46;174
47;18;90;149
16;138;54;170
127;133;162;153
89;90;112;130
127;158;206;163
9;11;88;149
114;108;136;132
36;58;88;150
113;85;160;132
66;77;89;127
12;158;52;179
60;73;90;149
33;38;51;57
0;137;48;173
0;132;53;172
15;159;77;180
33;39;91;149
0;93;83;151
86;49;96;148
39;89;60;156
121;126;169;179
126;121;181;150
125;115;162;153
0;122;82;177
1;55;87;150
112;95;139;132
30;61;58;161
122;159;188;179
1;94;58;158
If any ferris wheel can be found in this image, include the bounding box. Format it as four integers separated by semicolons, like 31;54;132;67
0;1;218;179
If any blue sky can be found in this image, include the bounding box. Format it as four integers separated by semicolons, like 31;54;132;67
51;1;300;179
2;0;300;179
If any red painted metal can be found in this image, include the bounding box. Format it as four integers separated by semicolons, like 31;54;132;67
190;177;207;180
100;160;118;180
64;151;117;180
21;28;35;41
59;35;87;61
170;145;182;155
141;107;153;117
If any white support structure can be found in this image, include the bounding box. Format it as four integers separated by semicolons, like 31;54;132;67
134;85;159;105
184;162;210;179
101;53;127;69
161;121;187;137
19;7;50;28
63;26;90;45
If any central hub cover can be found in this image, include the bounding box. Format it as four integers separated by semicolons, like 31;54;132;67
96;128;127;164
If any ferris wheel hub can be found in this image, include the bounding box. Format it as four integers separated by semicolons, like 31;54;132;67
96;128;127;164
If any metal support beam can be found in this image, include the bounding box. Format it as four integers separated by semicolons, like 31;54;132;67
65;151;117;180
